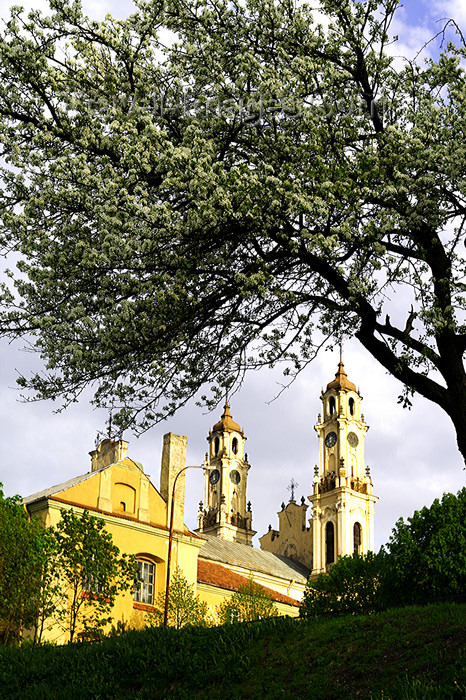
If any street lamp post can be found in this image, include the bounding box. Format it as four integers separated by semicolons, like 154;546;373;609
164;464;204;626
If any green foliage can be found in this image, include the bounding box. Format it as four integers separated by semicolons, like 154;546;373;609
382;487;466;607
0;491;137;646
301;489;466;619
30;526;62;646
300;551;384;619
0;485;47;645
50;509;137;642
0;1;466;459
373;673;466;700
0;603;464;699
217;578;278;624
150;566;208;629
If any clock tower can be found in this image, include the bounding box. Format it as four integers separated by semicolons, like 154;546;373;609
309;357;377;574
197;402;255;545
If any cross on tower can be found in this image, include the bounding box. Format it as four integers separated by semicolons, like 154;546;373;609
107;410;113;439
287;478;298;502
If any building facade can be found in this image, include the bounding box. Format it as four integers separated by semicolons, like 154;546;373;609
24;435;205;643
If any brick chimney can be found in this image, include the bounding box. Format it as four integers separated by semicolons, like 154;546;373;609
160;433;187;531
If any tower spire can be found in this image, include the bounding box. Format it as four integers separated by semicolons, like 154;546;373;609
326;354;357;393
287;478;298;502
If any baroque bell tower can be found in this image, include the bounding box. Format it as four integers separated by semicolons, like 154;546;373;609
197;402;255;545
309;356;377;575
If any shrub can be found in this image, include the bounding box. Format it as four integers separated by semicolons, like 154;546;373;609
218;579;278;624
300;551;384;619
150;567;209;629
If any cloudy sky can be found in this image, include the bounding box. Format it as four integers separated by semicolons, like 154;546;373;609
0;0;464;551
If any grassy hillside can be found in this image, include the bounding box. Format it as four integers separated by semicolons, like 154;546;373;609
0;602;464;699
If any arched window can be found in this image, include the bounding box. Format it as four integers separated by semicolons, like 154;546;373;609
353;522;362;554
329;396;336;416
113;483;136;513
349;397;355;416
133;560;155;605
326;522;335;565
232;437;238;455
214;436;220;455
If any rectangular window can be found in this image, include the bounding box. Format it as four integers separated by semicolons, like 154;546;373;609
133;560;155;605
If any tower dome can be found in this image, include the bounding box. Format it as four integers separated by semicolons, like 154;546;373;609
326;359;357;393
212;401;243;434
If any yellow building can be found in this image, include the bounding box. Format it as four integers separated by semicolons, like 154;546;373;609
23;359;375;641
24;434;205;642
24;416;303;643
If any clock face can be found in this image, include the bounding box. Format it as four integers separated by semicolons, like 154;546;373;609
230;470;241;485
325;431;337;448
348;431;359;448
209;469;220;485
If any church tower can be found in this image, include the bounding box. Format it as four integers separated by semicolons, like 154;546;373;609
309;357;377;574
197;402;255;545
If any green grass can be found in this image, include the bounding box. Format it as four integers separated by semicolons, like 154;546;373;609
0;602;464;699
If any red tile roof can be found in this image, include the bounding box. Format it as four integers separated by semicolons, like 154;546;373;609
197;558;299;607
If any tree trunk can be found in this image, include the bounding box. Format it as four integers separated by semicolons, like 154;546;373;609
446;392;466;468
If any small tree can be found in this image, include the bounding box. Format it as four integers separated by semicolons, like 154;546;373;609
33;527;64;645
150;567;208;629
300;551;384;619
217;579;278;624
0;485;46;645
52;509;137;642
382;488;466;607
